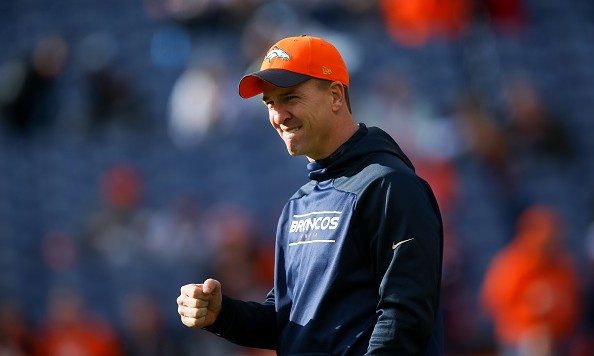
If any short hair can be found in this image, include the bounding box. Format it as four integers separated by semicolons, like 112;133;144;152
313;78;352;113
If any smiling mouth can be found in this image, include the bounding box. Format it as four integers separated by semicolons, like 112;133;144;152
283;126;301;134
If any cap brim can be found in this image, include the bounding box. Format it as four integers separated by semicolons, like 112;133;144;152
238;69;312;98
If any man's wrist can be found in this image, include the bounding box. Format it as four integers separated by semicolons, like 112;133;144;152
203;294;233;335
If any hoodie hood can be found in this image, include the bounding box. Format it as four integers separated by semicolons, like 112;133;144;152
307;123;415;181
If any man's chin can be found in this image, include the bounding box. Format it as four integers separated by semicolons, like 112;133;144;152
285;145;301;156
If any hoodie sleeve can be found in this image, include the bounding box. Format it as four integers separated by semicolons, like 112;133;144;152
361;171;443;355
204;289;277;350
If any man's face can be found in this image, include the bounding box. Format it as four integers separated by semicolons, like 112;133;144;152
262;79;334;161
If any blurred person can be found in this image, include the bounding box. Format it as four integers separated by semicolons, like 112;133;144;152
0;299;33;355
357;69;433;155
502;77;575;165
33;286;122;356
454;93;509;174
145;194;209;268
78;32;145;132
0;36;67;135
379;0;472;47
481;204;581;356
143;194;216;318
80;163;159;321
119;291;182;356
167;62;225;146
199;204;276;356
204;204;270;302
177;35;443;354
452;92;517;201
84;163;151;268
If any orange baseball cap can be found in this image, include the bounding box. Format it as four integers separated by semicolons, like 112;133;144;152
238;35;349;99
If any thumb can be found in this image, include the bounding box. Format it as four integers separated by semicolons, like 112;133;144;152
202;278;220;295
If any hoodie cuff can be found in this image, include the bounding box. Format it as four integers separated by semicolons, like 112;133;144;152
203;294;234;336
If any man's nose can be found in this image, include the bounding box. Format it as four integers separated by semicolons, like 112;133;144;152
270;106;288;126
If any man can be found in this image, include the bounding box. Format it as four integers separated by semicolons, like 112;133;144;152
177;35;444;355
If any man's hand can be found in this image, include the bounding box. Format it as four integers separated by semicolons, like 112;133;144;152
177;279;222;328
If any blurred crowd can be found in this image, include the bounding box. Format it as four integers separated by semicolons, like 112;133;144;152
1;0;594;355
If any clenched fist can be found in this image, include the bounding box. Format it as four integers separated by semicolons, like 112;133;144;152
177;279;222;328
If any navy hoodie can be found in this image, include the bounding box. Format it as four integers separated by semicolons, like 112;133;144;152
206;124;444;355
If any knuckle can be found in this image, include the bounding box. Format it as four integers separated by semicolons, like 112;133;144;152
181;316;193;327
196;299;208;307
178;306;186;316
181;315;204;329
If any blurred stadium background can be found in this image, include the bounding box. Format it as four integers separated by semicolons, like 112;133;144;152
0;0;593;355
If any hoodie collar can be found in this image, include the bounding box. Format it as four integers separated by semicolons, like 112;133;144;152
307;123;414;181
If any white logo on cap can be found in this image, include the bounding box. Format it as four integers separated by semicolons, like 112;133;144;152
265;46;290;62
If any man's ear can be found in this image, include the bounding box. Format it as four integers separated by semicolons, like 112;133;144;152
329;81;345;113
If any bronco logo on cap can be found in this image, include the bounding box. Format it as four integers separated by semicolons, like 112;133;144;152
265;46;290;62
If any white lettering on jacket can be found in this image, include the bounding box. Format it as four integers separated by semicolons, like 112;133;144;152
289;211;341;233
